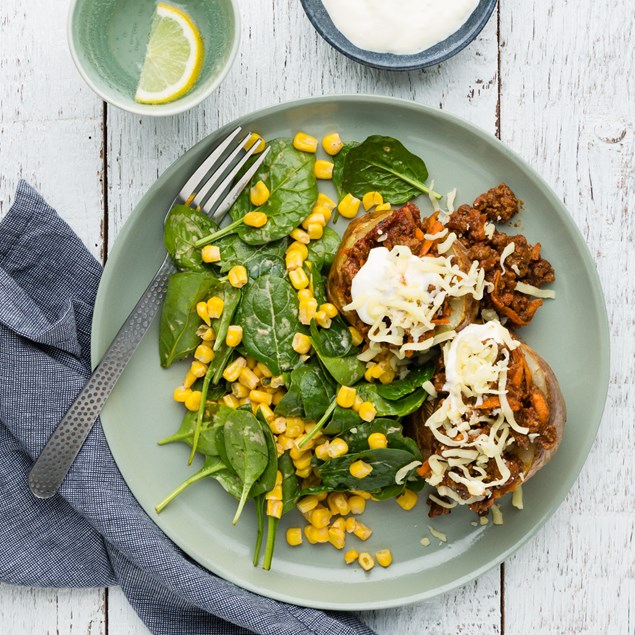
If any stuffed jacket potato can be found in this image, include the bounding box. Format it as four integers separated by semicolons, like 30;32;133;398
327;203;481;357
406;320;566;516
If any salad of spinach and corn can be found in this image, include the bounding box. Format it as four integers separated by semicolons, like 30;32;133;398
156;131;440;572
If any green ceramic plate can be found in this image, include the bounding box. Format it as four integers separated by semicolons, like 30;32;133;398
92;95;609;609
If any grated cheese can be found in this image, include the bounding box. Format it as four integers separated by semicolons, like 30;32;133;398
499;242;515;273
346;245;486;358
515;281;556;299
512;485;524;510
483;222;495;239
491;504;504;525
395;460;422;484
428;526;447;542
420;537;431;547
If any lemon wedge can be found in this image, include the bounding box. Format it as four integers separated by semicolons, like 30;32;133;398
135;2;204;105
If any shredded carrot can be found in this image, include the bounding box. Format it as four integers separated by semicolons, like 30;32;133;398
417;460;431;478
414;227;425;241
530;242;542;260
531;388;550;423
421;212;444;255
523;356;533;391
490;270;538;326
474;396;501;410
431;317;450;325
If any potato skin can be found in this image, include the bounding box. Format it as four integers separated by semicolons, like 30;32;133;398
406;341;566;492
327;206;477;336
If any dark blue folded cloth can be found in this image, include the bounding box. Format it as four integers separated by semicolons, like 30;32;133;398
0;182;375;635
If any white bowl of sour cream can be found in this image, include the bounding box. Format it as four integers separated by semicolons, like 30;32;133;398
300;0;497;70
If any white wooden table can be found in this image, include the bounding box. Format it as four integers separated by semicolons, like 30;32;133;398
0;1;632;633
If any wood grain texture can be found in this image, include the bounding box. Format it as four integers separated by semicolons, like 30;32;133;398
499;0;634;633
0;0;108;632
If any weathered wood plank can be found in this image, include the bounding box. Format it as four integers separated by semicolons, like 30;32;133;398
0;0;107;632
499;0;634;632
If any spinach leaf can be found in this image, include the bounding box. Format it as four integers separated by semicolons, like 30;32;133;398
332;141;359;200
310;322;365;386
273;386;303;417
356;383;428;417
164;205;218;271
339;418;422;459
230;138;318;245
236;275;304;376
211;284;241;352
250;410;279;497
216;234;288;279
204;455;244;500
316;448;419;492
340;135;431;205
374;365;434;401
306;227;341;271
323;406;362;435
159;271;218;368
223;410;269;525
309;316;353;359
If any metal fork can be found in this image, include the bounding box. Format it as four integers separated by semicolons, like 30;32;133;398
29;127;270;499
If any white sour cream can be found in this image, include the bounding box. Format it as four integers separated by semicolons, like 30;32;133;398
321;0;480;56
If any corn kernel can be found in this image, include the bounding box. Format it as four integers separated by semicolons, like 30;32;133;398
362;191;384;211
331;517;346;532
286;417;305;439
353;522;373;541
352;395;364;412
277;435;295;451
349;489;372;499
396;489;418;511
336;386;357;409
257;405;275;425
226;325;243;347
246;356;258;369
173;386;191;403
348;495;366;515
297;495;319;514
314;442;330;462
345;517;357;533
183;372;197;389
293;452;313;471
285;249;304;271
272;389;286;405
222;394;239;409
312;526;330;543
328;526;346;550
312;204;332;223
194;344;215;364
358;402;377;423
289;228;311;244
379;369;396;384
288;241;309;259
196;301;210;325
293;132;318;153
315;492;329;502
338;193;361;219
190;360;208;378
350;460;373;479
315;310;332;329
249;389;273;405
348;326;363;346
319;303;338;319
327;492;350;516
228;265;248;288
344;549;359;565
358;552;375;571
297;288;313;302
184;390;202;412
223;356;247;382
375;203;391;212
198;326;215;342
238;397;250;406
299;298;318;325
238;366;259;390
201;245;221;263
245;132;266;154
275;471;283;487
292;332;312;354
375;549;393;568
304;525;318;544
306;223;323;240
310;506;332;529
317;192;336;209
302;212;327;230
206;296;225;319
286;527;303;546
265;484;282;500
328;438;349;458
244;211;268;228
313;159;334;180
368;432;388;450
255;362;273;379
267;499;283;518
249;181;270;207
289;267;309;290
322;132;344;156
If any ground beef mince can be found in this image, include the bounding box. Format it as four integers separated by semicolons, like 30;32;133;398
338;202;424;308
447;184;555;326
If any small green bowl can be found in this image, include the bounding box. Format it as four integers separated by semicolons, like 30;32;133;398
68;0;240;116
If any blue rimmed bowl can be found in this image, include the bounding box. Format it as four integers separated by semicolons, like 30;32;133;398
299;0;497;71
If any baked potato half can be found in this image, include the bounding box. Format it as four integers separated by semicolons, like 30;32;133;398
327;203;478;342
406;322;566;516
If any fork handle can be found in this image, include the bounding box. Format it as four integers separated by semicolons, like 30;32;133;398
29;256;177;499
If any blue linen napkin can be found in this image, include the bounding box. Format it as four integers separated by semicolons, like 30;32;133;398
0;181;376;635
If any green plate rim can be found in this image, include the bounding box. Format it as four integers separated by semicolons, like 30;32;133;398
92;94;610;609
